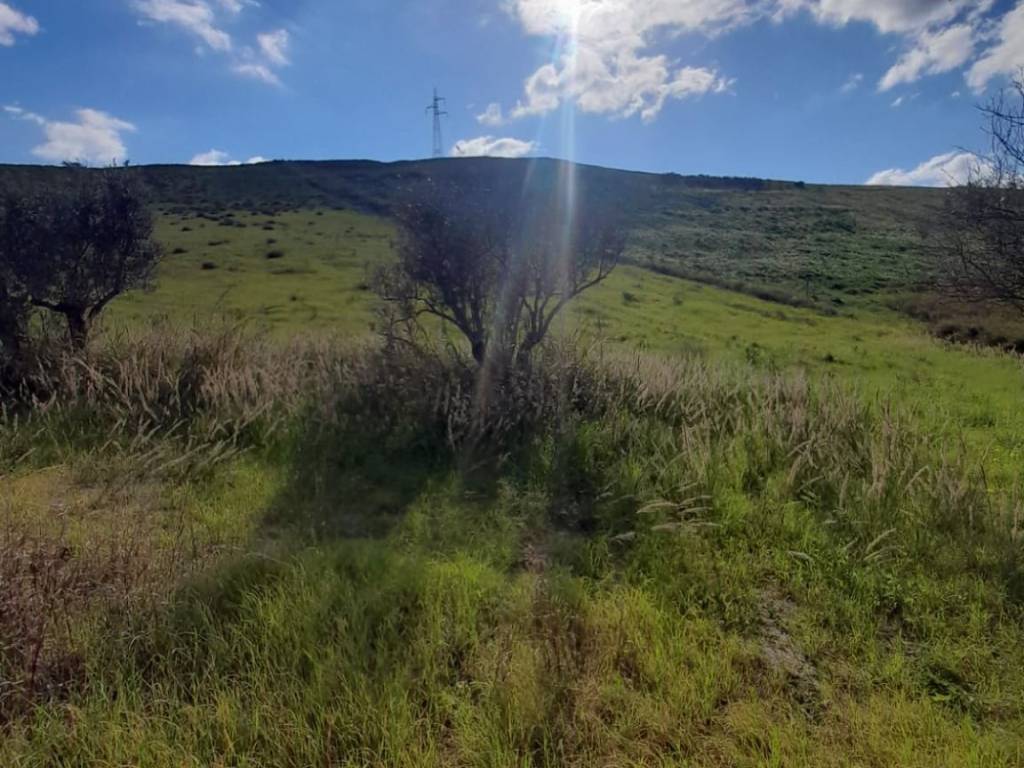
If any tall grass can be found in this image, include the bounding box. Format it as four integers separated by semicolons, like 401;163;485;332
2;326;1022;765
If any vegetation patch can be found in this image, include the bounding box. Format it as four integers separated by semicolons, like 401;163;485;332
1;139;1023;764
0;327;1022;765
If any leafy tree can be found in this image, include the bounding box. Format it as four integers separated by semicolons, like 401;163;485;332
0;170;162;350
375;184;624;368
941;73;1024;311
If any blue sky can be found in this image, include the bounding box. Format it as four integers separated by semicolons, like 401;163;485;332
1;0;1023;184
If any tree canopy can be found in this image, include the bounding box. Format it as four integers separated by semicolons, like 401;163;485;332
0;169;162;350
375;182;625;368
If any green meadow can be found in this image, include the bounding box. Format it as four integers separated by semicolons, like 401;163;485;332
3;168;1024;766
113;206;1024;478
114;208;392;333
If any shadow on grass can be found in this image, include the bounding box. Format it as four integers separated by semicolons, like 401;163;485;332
262;414;462;541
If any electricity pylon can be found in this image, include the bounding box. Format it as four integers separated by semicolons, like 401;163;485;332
426;87;447;158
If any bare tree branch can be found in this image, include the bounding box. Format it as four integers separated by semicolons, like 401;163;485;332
373;180;625;369
940;71;1024;315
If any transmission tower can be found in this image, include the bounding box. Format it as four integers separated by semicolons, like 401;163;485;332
426;87;447;158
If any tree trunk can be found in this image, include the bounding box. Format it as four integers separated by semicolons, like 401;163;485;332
65;309;91;352
471;339;486;366
0;325;25;381
0;300;28;381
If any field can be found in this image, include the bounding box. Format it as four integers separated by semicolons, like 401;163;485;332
114;202;1024;478
115;208;390;334
2;160;1024;766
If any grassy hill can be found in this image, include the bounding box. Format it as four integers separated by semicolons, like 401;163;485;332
0;157;945;307
63;160;1009;475
6;157;1020;471
2;158;1023;766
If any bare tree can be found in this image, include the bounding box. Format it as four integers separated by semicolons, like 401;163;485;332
941;72;1024;311
375;184;624;368
0;170;163;350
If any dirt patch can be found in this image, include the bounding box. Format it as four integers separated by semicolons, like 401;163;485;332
519;540;551;575
756;590;820;714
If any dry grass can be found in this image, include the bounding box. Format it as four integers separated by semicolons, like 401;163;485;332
1;469;189;721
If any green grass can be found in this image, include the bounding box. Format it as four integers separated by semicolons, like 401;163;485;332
574;267;1024;479
4;164;1024;765
3;339;1023;766
113;208;391;334
4;157;943;308
108;209;1024;481
631;182;940;307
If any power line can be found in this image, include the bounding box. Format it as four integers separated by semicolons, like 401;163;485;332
426;87;447;159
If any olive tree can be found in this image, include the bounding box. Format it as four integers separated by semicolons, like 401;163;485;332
374;184;625;369
941;73;1024;311
0;170;162;350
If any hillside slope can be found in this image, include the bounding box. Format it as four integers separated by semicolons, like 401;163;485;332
4;161;1024;767
0;157;944;304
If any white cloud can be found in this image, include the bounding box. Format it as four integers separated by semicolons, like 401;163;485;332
3;104;45;125
216;0;257;13
190;148;234;165
234;28;292;86
232;62;281;86
451;136;539;158
189;148;266;165
229;28;290;86
0;2;38;46
5;107;136;164
514;0;758;39
866;150;977;186
132;0;288;87
779;1;1005;93
257;28;289;66
508;0;739;122
879;23;974;91
967;3;1024;91
777;0;984;35
476;102;506;126
512;64;562;118
132;0;231;51
840;72;863;93
512;53;732;122
498;2;1017;122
